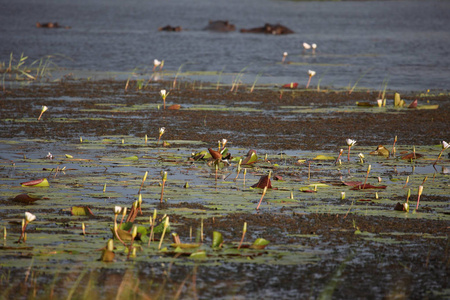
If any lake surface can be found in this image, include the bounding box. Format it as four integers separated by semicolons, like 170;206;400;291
1;0;449;91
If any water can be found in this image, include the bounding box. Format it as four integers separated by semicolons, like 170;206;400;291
1;0;449;91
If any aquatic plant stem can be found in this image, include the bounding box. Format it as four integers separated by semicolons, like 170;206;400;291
160;180;165;203
433;149;446;166
158;217;169;250
306;75;312;89
138;171;148;194
415;186;423;210
363;165;371;188
256;186;268;210
335;149;343;165
347;146;352;162
238;222;247;249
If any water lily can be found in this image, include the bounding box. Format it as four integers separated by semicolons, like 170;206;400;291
358;153;364;164
46;152;53;160
114;206;122;215
25;212;36;223
312;43;317;54
158;127;166;143
18;212;36;243
282;51;288;63
160;89;169;109
153;59;161;71
433;140;449;165
38;105;48;121
306;70;316;89
303;42;311;50
346;139;356;161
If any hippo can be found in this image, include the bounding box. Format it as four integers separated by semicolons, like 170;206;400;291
203;20;236;32
240;23;294;35
158;25;182;32
36;22;71;29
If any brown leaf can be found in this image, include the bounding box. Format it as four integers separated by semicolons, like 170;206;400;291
341;181;362;186
350;184;387;190
168;104;181;110
401;153;424;160
251;175;272;189
12;194;41;204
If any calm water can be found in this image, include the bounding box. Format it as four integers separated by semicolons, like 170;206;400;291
1;0;449;91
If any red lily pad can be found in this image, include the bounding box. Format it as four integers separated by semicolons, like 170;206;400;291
21;178;49;187
282;82;298;89
408;99;418;108
252;175;272;189
350;184;387;190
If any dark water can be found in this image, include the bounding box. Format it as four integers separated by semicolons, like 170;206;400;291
1;0;449;91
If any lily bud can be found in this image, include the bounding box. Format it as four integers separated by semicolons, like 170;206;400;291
132;226;138;239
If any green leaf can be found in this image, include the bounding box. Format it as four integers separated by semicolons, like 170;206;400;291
212;231;223;248
313;155;334;160
124;155;139;160
251;238;270;249
190;251;207;259
71;206;94;216
153;217;171;234
119;222;133;231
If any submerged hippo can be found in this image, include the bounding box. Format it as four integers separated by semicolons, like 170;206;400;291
36;22;71;29
158;25;182;32
203;20;236;32
240;23;294;35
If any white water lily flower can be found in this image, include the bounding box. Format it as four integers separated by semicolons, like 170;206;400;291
154;59;161;67
358;153;364;159
283;52;288;57
159;127;166;136
312;43;317;49
25;212;36;223
114;206;122;214
442;141;449;150
308;70;316;77
160;89;167;98
221;139;228;147
303;42;311;50
346;139;357;147
41;105;48;113
46;152;53;160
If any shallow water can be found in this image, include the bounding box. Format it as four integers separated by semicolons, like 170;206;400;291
1;0;450;91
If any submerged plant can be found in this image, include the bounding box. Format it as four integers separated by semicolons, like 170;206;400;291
346;139;356;161
433;141;449;165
